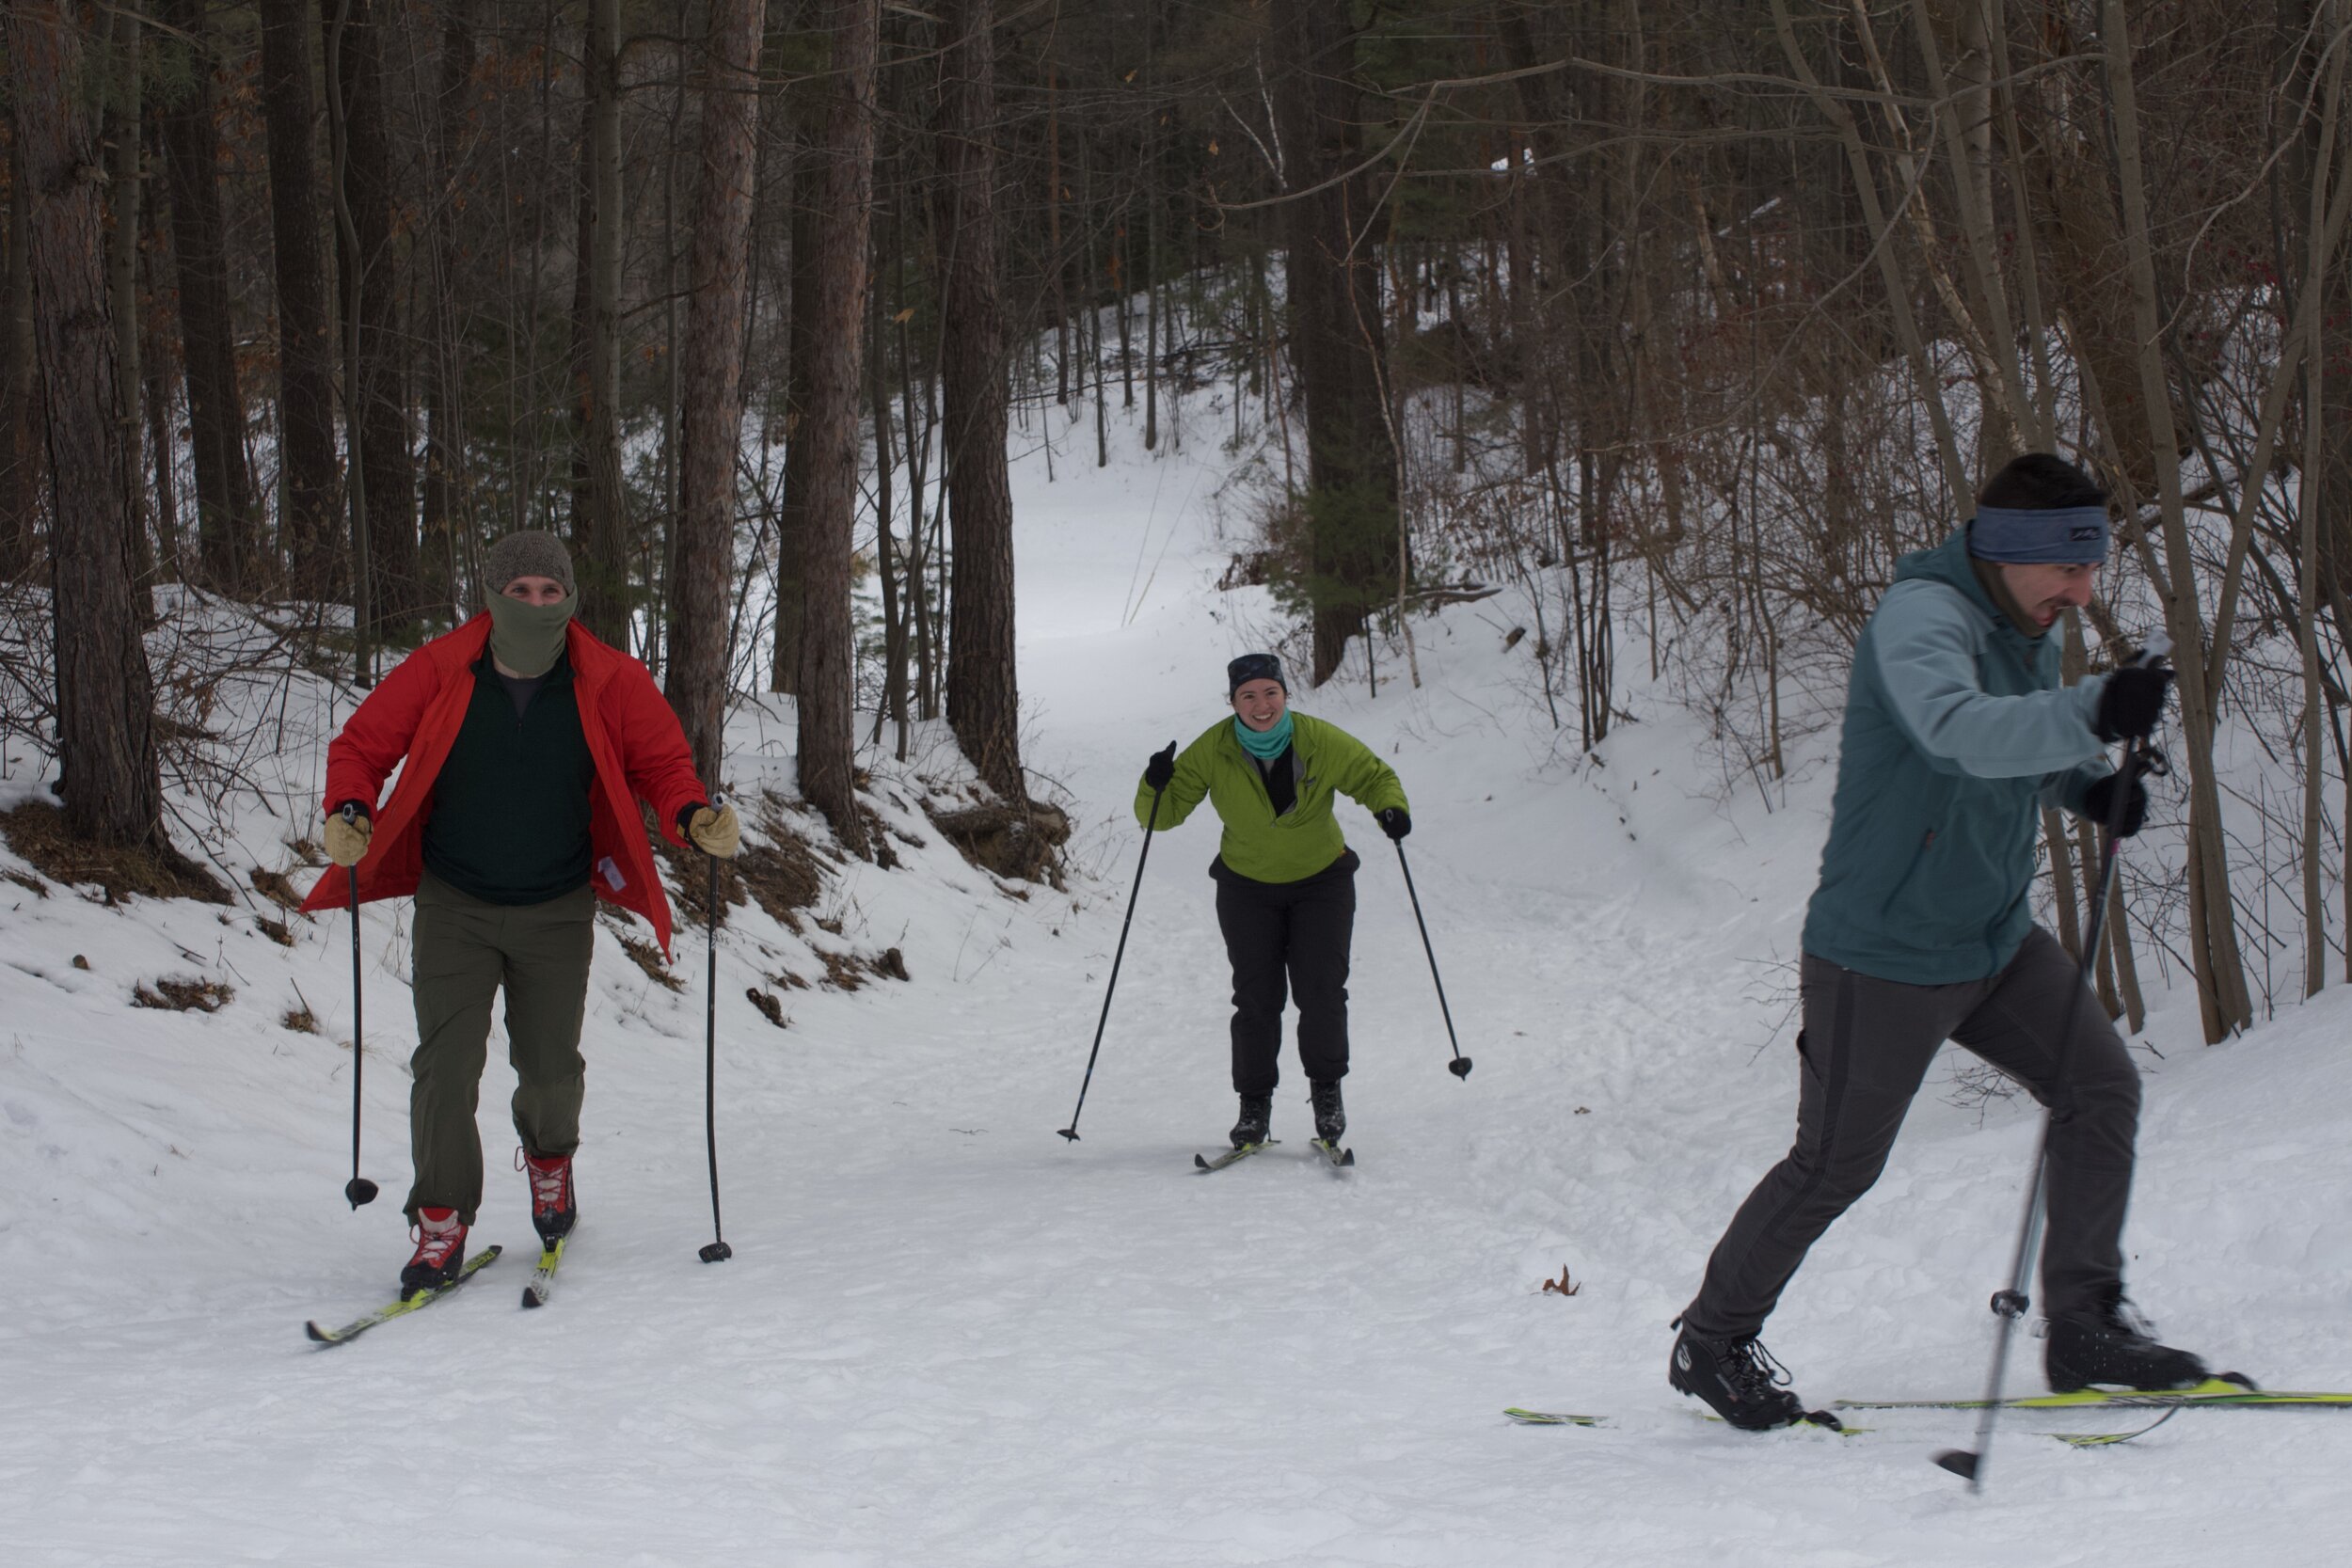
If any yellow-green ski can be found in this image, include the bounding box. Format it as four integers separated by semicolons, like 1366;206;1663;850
305;1245;502;1346
1836;1375;2342;1412
520;1237;566;1309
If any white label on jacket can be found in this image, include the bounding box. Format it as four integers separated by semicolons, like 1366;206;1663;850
598;856;627;893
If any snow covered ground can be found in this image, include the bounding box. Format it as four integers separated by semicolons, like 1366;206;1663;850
4;397;2349;1567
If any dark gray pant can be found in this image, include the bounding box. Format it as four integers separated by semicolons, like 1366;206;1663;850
1680;927;2140;1341
405;872;596;1224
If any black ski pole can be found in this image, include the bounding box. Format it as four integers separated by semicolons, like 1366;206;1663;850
342;809;378;1210
699;801;733;1262
1058;761;1170;1141
1936;641;2170;1489
1392;838;1471;1080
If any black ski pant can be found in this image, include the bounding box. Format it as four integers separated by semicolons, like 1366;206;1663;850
1680;926;2140;1342
1214;851;1357;1096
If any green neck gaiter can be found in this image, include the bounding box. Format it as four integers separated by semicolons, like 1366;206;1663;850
486;594;576;677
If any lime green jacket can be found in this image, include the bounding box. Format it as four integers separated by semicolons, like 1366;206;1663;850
1134;712;1408;884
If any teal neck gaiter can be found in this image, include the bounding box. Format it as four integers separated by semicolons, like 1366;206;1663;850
486;594;577;678
1232;710;1295;761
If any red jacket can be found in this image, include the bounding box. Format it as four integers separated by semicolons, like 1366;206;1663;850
302;615;709;958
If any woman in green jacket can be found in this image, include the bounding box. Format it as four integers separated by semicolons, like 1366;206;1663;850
1136;654;1410;1149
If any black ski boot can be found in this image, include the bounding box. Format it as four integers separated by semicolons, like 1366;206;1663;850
2045;1292;2209;1393
1230;1093;1273;1148
1310;1081;1345;1143
1669;1324;1811;1431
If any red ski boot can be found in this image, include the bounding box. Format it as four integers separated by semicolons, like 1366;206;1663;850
401;1207;469;1297
521;1150;577;1243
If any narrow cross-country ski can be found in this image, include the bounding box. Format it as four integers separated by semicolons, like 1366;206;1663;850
1833;1376;2352;1412
520;1237;566;1308
1193;1139;1277;1172
1308;1137;1355;1168
304;1246;502;1346
1503;1407;2177;1447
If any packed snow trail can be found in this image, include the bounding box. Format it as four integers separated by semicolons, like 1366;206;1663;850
3;406;2349;1565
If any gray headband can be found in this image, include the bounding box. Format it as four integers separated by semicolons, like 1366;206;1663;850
1969;505;2109;565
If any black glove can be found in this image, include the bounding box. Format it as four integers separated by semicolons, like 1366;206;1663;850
2093;661;2174;743
1143;741;1177;791
2082;773;2148;838
1375;807;1411;841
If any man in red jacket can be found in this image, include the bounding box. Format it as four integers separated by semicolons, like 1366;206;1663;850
303;531;739;1294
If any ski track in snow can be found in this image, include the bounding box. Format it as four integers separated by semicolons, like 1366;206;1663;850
3;404;2349;1566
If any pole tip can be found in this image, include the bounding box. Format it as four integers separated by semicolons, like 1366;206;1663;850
698;1241;733;1263
344;1177;379;1209
1057;1128;1080;1142
1932;1449;1980;1482
1449;1058;1473;1079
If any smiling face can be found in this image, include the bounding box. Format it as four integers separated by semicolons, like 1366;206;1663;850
1232;677;1288;732
1995;560;2097;630
501;575;569;606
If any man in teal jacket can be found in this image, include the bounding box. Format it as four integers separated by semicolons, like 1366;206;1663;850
1669;454;2210;1430
1136;654;1409;1149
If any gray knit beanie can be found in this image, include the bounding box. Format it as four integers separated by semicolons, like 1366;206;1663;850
484;530;577;598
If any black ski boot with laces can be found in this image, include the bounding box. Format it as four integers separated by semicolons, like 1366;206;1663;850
1309;1081;1346;1143
1230;1093;1273;1148
2044;1291;2210;1393
1669;1323;1816;1431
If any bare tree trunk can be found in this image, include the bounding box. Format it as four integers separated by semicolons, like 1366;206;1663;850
666;0;768;793
2099;0;2254;1041
157;0;258;595
103;4;146;589
870;246;910;759
1270;0;1397;687
1;116;45;579
5;0;167;847
770;94;822;696
796;0;877;852
420;0;481;620
334;0;420;634
139;164;182;582
570;0;630;646
935;0;1025;801
261;0;342;601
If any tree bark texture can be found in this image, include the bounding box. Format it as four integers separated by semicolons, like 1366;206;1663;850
569;0;630;647
103;5;146;587
420;0;480;617
1268;0;1397;688
4;0;167;847
2097;0;2254;1042
2;119;45;579
333;0;420;630
260;0;342;600
770;100;823;697
667;0;769;793
795;0;878;852
935;0;1025;802
157;0;259;595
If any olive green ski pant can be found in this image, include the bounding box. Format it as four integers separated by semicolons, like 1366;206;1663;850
405;872;596;1223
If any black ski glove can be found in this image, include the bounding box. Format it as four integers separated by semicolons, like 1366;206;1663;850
1375;806;1411;841
2082;773;2148;838
2093;661;2174;743
1143;740;1177;791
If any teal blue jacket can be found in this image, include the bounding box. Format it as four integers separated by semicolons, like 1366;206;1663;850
1801;531;2113;984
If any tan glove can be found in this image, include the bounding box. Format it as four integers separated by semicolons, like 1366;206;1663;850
684;801;741;859
324;807;373;868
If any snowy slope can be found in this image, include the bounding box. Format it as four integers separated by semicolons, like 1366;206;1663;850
4;395;2349;1568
